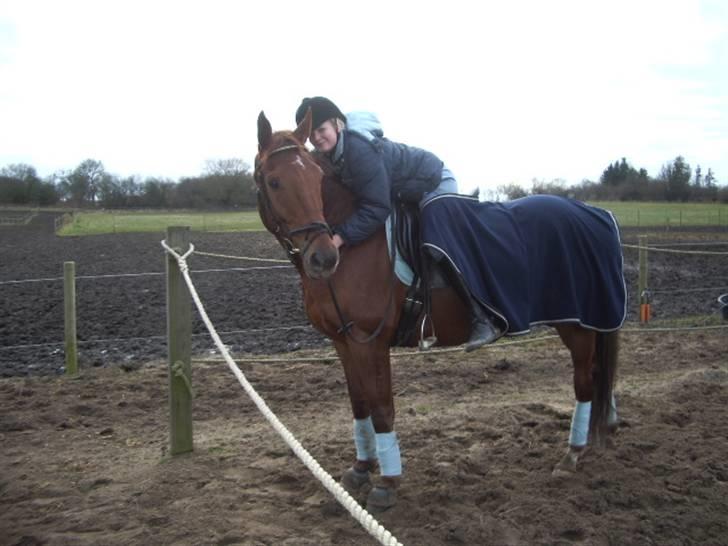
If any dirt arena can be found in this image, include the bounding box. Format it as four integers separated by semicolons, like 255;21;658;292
1;212;727;545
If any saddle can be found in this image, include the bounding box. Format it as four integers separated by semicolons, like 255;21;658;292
390;201;448;347
390;190;487;347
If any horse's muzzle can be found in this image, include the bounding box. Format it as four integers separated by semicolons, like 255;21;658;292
304;244;339;279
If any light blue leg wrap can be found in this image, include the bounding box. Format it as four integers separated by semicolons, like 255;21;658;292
608;394;618;426
375;431;402;476
353;417;377;461
569;401;592;447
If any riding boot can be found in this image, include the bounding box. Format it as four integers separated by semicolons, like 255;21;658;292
425;247;502;351
464;297;501;352
434;254;500;351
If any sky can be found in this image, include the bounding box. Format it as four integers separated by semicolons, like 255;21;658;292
1;0;727;195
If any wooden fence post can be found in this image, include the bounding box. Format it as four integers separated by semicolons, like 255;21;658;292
64;261;78;375
638;235;650;323
166;226;193;455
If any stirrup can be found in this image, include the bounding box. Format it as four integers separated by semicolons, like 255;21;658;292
418;314;437;351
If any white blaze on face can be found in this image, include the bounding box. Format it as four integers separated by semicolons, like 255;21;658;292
292;156;305;169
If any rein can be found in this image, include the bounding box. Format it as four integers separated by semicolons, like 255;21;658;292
325;226;399;344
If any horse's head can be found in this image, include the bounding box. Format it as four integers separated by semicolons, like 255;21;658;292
255;109;339;280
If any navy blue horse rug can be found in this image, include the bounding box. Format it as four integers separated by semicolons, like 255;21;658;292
421;194;627;335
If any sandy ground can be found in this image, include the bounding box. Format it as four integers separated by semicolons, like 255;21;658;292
1;330;727;545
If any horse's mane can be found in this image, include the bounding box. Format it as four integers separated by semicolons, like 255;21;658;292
313;154;357;226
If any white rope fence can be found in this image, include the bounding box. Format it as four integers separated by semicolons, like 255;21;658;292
647;286;728;294
644;241;728;247
195;250;291;263
0;324;316;352
198;243;728;261
161;240;403;546
623;323;728;332
0;265;293;286
621;243;728;255
194;244;728;259
194;335;561;365
192;321;728;366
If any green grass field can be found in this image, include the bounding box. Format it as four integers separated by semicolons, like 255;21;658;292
59;210;264;235
592;201;728;228
56;201;728;236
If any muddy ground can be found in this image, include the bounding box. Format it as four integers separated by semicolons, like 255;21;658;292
1;212;726;377
1;211;727;545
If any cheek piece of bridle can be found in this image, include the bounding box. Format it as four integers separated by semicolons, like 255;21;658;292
256;144;397;345
255;144;333;260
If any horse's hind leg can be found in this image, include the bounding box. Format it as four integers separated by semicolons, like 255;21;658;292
607;394;619;432
553;325;596;476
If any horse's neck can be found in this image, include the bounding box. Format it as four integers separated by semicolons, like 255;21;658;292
320;172;390;279
321;174;357;226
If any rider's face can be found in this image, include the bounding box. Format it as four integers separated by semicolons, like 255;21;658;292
310;120;339;153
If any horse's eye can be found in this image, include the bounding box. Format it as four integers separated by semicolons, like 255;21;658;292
268;178;281;190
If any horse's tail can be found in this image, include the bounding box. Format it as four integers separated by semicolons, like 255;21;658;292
589;330;620;446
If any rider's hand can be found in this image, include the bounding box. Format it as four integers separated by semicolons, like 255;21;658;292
332;233;345;249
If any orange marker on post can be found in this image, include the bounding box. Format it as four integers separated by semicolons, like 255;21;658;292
640;290;652;324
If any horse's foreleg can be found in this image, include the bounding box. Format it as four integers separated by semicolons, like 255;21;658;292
335;339;400;512
334;340;400;511
353;416;377;464
334;342;376;496
339;416;377;499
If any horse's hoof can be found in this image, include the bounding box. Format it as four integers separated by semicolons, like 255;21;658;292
365;485;397;513
552;447;583;477
552;466;575;478
340;467;372;498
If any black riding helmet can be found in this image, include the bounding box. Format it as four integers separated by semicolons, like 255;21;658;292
295;96;347;129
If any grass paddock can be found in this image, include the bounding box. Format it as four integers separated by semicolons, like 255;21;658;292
59;210;264;235
54;201;728;236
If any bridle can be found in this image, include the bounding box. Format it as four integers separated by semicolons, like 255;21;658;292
255;143;333;261
256;141;398;345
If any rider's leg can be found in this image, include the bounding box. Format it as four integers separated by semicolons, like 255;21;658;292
426;247;501;351
451;270;501;351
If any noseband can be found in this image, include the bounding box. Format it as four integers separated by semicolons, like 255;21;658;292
256;143;333;260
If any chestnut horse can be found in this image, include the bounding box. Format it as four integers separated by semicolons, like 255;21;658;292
255;110;620;513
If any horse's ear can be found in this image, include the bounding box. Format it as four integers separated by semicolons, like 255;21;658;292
292;107;312;145
257;111;272;151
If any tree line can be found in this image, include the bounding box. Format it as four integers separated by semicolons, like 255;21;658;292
0;155;726;208
499;156;727;203
0;159;257;208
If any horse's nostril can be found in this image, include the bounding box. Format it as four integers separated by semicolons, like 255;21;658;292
323;252;338;270
310;250;337;272
310;252;322;269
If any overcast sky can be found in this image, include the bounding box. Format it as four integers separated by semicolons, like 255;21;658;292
1;0;726;194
